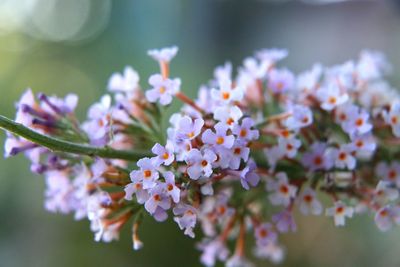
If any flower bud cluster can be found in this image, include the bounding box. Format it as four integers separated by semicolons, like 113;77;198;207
3;46;400;266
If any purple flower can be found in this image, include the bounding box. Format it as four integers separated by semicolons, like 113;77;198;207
44;170;74;214
297;64;322;97
316;83;349;111
254;223;277;246
229;140;250;170
145;74;181;105
175;115;204;142
130;157;159;189
326;201;354;226
38;92;78;116
256;48;288;65
213;105;243;128
213;62;232;84
240;160;260;190
173;204;197;238
283;104;313;130
254;241;285;264
226;255;253;267
124;181;149;204
335;103;358;126
147;46;178;63
144;184;171;221
374;205;400;232
202;122;235;149
213;193;235;221
343;108;373;135
298;187;322;215
211;79;244;104
349;133;376;158
211;147;232;169
4;135;38;160
185;149;217;180
357;50;390;80
108;66;140;92
267;172;297;207
376;161;400;187
301;142;333;171
373;181;399;204
328;144;357;170
15;88;37;126
82;95;112;146
151;141;175;166
268;68;294;94
272;210;297;233
264;145;285;169
384;101;400;137
198;238;229;267
239;57;269;80
277;136;301;159
163;171;180;203
232;118;259;142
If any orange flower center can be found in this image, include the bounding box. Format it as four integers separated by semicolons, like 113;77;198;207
328;96;337;104
143;170;152;178
216;136;225;145
276;82;284;91
218;205;226;215
336;206;344;214
379;209;388;217
313;156;323;166
280;185;289;194
304;195;312;203
355;118;364;127
153;194;161;201
388;170;397;180
302;117;309;124
356;140;363;148
135;183;142;190
259;229;268;238
222;92;230;100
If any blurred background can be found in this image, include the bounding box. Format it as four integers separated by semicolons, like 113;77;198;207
0;0;400;266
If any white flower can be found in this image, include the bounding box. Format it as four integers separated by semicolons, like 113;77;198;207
267;172;297;207
384;101;400;137
145;74;181;105
108;66;140;92
147;46;178;62
316;83;349;111
326;201;354;226
298;187;322;215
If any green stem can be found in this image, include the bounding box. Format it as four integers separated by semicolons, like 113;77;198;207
0;115;151;161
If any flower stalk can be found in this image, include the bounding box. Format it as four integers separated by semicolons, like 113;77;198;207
0;115;150;161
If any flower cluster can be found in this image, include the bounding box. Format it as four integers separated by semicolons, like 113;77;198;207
3;46;400;266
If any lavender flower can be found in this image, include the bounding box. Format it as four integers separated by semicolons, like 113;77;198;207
145;74;181;105
4;47;400;267
185;149;217;180
108;66;140;92
202;122;235;149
